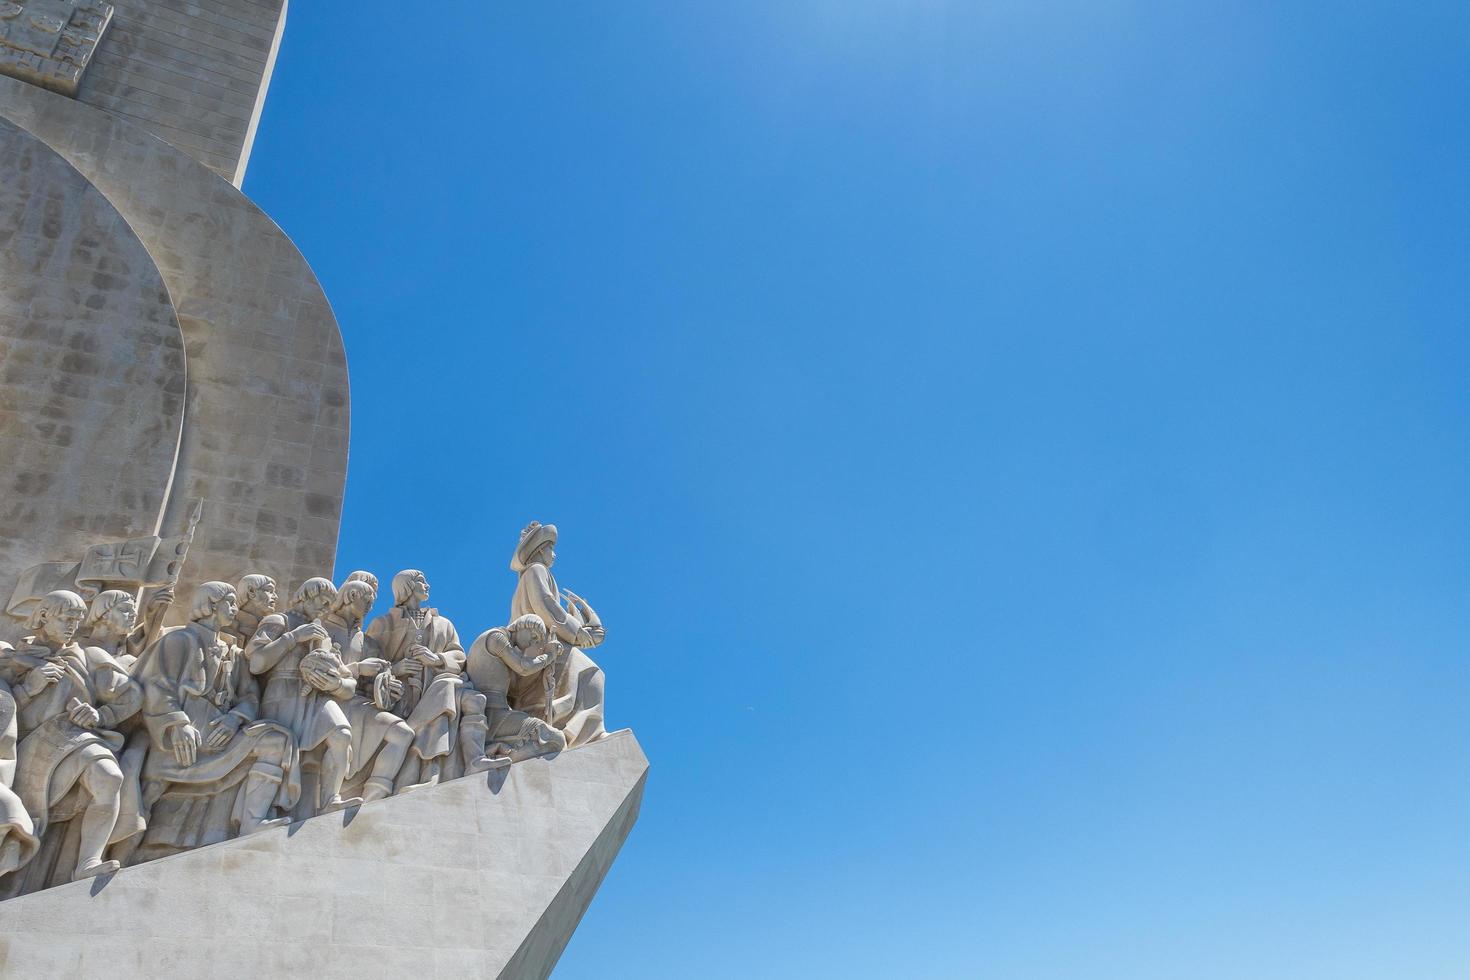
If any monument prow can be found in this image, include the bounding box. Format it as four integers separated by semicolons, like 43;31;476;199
0;731;648;978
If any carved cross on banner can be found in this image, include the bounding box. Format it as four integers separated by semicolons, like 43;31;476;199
0;0;112;96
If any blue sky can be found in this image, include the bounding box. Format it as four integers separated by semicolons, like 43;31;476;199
246;3;1470;976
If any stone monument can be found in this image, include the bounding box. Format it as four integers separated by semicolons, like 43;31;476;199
0;5;645;976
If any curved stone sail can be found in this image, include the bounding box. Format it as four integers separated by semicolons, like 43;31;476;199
0;66;349;638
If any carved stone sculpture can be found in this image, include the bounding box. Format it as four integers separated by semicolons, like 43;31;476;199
364;570;466;787
464;614;565;768
131;583;298;862
74;587;172;672
73;588;166;866
509;523;610;747
343;570;378;602
0;524;628;910
246;578;359;816
231;574;278;646
0;1;112;97
0;678;38;878
0;589;138;887
321;580;414;803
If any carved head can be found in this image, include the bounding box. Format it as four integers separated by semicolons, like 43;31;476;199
190;582;238;628
344;570;378;602
510;522;558;573
291;578;337;620
508;613;548;652
391;570;429;607
26;590;87;645
236;574;278;616
82;589;138;641
331;580;375;624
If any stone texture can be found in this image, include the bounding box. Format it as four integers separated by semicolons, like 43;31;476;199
0;2;114;98
0;112;185;621
0;77;349;631
0;730;649;979
76;0;287;185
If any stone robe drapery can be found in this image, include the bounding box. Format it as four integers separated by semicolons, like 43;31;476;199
467;627;560;758
323;617;409;790
364;607;464;782
0;640;142;892
510;564;607;747
1;642;139;839
0;678;38;878
132;622;299;853
247;611;352;753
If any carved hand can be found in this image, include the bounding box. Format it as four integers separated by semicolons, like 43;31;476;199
149;586;175;609
304;664;340;693
24;662;64;695
409;644;440;666
67;699;100;729
206;713;241;750
357;657;390;677
291;622;330;646
385;676;405;701
172;724;203;767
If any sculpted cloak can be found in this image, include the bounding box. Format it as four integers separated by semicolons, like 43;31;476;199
364;606;464;784
132;622;299;855
510;563;607;747
247;610;353;753
0;639;141;891
466;626;562;760
0;678;38;879
322;616;411;796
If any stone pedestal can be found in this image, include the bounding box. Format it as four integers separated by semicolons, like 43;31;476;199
0;731;648;978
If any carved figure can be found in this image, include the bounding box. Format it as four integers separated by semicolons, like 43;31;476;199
0;678;38;879
364;570;465;787
509;523;609;746
231;574;278;646
74;588;161;865
343;570;378;602
0;590;139;885
246;578;359;815
74;586;172;671
463;614;564;768
321;580;414;802
131;583;298;860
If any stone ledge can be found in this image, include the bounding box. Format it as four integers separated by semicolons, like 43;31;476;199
0;730;648;979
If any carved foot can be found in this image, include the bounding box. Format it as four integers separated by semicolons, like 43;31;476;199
73;859;120;882
241;816;291;836
466;756;512;774
360;783;393;804
319;795;364;814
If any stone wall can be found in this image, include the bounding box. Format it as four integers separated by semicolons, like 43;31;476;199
0;75;348;630
0;113;185;622
76;0;288;185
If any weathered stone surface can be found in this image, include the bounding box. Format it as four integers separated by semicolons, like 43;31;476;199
0;730;648;978
0;77;349;626
0;2;114;98
0;112;185;627
76;0;287;185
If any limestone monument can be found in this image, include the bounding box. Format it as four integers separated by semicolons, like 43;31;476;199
0;5;646;977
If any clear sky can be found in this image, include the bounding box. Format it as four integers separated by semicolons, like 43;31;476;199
244;3;1470;977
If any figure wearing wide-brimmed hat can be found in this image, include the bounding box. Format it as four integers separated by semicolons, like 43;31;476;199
508;522;609;748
